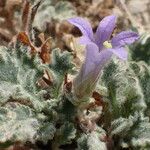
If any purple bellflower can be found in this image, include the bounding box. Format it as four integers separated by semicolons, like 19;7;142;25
68;15;139;99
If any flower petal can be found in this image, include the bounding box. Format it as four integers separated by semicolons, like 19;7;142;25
79;36;92;45
84;42;100;76
95;15;117;49
67;17;94;41
73;42;113;98
108;47;128;60
80;43;113;83
111;31;139;47
84;43;113;79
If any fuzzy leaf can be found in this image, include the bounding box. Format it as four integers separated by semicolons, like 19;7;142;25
56;122;76;145
47;49;75;97
33;0;76;29
0;46;46;111
130;61;150;115
0;103;39;143
35;122;56;143
77;131;107;150
100;58;146;118
129;33;150;65
49;48;75;76
131;61;150;106
111;113;150;149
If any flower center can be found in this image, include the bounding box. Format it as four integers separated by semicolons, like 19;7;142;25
103;41;112;49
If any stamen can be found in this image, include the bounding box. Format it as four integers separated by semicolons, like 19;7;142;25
103;41;112;48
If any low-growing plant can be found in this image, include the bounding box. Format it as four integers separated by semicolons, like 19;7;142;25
0;1;150;150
